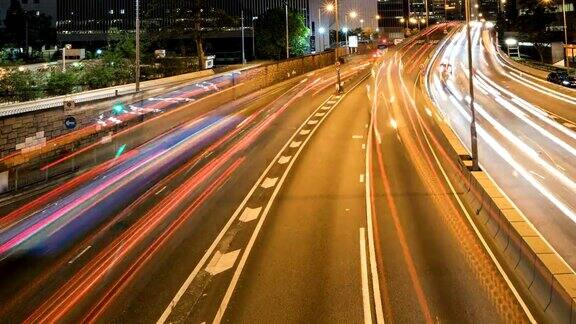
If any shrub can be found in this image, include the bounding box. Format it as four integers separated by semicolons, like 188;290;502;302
45;71;77;96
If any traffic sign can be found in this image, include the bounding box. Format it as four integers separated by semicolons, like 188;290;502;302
64;116;77;129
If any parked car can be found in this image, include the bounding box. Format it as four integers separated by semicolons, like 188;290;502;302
547;71;576;88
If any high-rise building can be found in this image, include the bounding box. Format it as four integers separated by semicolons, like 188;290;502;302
377;0;405;40
0;0;57;27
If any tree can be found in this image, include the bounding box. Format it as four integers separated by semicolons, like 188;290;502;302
0;70;44;102
515;0;558;62
46;71;77;96
255;8;310;59
143;0;235;68
3;0;25;48
2;1;56;53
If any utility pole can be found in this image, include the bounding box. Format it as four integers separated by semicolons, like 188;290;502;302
465;0;479;170
135;0;141;92
562;0;569;67
335;0;342;93
425;0;429;29
241;10;246;64
318;8;322;52
252;17;258;59
285;2;290;59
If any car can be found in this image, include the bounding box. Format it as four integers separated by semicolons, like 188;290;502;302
547;71;576;88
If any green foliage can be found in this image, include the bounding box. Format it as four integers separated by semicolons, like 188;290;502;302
0;69;44;102
45;71;77;96
81;64;117;89
1;0;56;51
255;8;310;59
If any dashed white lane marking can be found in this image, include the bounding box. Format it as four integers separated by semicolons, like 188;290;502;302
290;141;302;148
261;177;279;189
321;106;331;110
352;135;364;139
278;156;291;164
359;228;373;324
359;174;365;183
205;250;241;276
315;112;326;117
308;120;319;125
362;144;366;150
155;186;167;195
327;100;337;104
68;246;92;264
300;129;311;135
529;170;545;180
239;207;262;223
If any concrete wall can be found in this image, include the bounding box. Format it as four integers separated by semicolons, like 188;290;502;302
0;51;338;193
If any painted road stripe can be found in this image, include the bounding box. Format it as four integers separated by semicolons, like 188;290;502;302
278;156;291;164
300;129;311;135
308;120;319;125
360;228;373;324
315;112;326;117
261;177;279;189
322;106;331;110
362;144;366;150
290;141;302;148
68;245;92;264
205;250;241;276
360;174;365;183
155;186;167;195
239;207;261;223
353;135;364;139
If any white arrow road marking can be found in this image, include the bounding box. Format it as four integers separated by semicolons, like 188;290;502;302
261;177;278;189
239;207;262;223
290;141;302;148
278;156;291;164
300;129;311;135
205;250;241;276
308;120;319;125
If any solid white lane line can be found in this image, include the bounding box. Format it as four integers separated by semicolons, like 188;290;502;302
365;106;386;324
239;207;262;223
68;245;92;264
205;250;241;276
360;228;373;324
260;177;279;189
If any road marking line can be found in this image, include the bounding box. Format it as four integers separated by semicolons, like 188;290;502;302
308;120;319;125
300;129;311;135
68;246;92;264
529;170;545;180
315;112;326;117
155;186;167;195
212;73;372;324
360;228;373;324
260;177;278;189
278;156;291;164
157;89;346;324
353;135;364;139
205;250;241;276
322;106;331;110
563;122;575;129
362;144;366;150
289;141;302;148
239;207;262;223
360;174;365;183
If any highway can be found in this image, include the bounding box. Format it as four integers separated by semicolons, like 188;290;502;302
428;22;576;270
0;24;540;322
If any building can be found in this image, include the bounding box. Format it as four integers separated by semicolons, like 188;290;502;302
377;0;405;40
0;0;57;27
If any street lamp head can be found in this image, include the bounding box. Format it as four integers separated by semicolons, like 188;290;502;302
342;27;349;33
375;15;381;19
409;17;417;24
360;19;364;23
325;3;335;12
474;3;479;8
420;18;426;23
319;27;326;34
400;17;405;23
349;11;358;19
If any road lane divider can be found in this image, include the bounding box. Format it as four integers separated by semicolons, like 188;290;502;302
158;69;372;324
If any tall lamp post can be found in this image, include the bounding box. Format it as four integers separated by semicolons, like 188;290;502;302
252;17;258;60
562;0;569;67
241;10;246;64
285;1;290;59
135;0;141;92
325;2;342;93
465;0;479;170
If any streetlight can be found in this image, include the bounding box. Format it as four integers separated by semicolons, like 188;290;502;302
135;0;141;92
319;27;326;51
241;10;246;64
325;1;342;93
285;1;289;59
465;0;479;170
252;17;258;60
